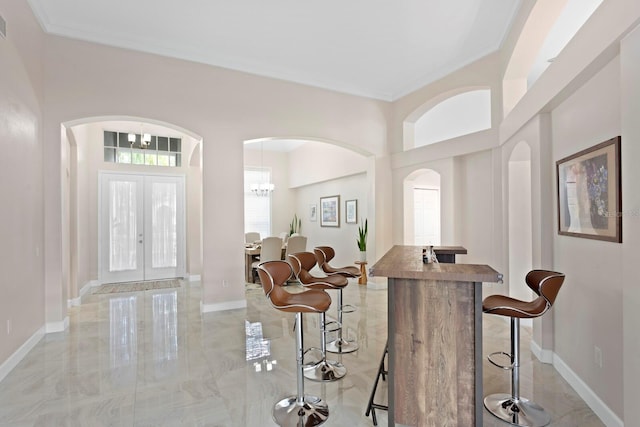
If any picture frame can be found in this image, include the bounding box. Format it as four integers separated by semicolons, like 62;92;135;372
309;204;317;222
556;136;621;243
320;195;340;227
345;199;357;224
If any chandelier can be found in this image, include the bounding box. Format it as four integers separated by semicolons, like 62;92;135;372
251;141;275;197
251;181;275;197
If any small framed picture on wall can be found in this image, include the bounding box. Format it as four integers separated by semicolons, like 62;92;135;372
309;204;317;222
345;199;357;224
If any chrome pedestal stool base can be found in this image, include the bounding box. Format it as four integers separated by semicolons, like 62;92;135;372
326;289;358;354
304;313;347;381
326;338;359;354
303;359;346;382
484;393;551;427
273;395;329;427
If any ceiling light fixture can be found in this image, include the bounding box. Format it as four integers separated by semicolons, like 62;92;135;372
128;125;152;149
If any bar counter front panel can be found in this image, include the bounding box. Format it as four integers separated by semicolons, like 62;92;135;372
371;245;501;427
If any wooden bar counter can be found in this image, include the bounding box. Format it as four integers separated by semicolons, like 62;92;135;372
371;245;501;427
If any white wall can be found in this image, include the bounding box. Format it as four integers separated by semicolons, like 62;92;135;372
453;149;497;266
294;173;369;267
414;89;491;148
288;142;370;188
551;57;622;418
508;154;533;303
71;124;92;288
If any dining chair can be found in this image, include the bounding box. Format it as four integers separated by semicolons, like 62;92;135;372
279;231;289;244
285;235;307;258
252;236;283;282
245;231;261;244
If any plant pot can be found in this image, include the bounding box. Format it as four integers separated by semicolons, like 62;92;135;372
359;251;367;262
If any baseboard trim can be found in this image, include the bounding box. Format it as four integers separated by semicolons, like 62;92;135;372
553;354;623;427
46;316;69;333
0;326;45;383
530;340;554;364
200;299;247;313
68;280;94;307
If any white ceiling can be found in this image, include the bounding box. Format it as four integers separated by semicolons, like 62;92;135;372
27;0;521;101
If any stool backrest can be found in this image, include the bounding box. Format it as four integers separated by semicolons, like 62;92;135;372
526;269;565;311
315;245;335;261
260;236;283;262
288;252;348;289
257;261;294;308
314;246;335;274
288;252;317;284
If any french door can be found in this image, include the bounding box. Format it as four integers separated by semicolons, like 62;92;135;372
100;172;185;283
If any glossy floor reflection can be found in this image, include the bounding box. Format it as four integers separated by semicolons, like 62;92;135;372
0;280;605;427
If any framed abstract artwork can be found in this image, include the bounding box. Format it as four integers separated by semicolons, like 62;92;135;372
320;195;340;227
556;136;621;242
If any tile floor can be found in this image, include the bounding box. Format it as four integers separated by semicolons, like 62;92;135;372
0;280;605;427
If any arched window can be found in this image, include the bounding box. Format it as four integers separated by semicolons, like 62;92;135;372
527;0;603;88
414;89;491;148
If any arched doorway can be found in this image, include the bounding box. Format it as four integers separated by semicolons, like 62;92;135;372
403;169;441;245
62;116;203;302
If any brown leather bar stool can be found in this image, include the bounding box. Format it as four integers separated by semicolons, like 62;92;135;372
314;246;360;354
482;269;565;427
288;252;348;382
257;260;332;427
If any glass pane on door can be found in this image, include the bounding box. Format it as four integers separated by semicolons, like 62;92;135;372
151;182;177;269
100;173;144;284
109;180;139;272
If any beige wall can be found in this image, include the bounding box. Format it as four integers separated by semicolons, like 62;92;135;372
0;0;45;365
40;34;390;312
551;56;622;417
2;0;640;423
620;23;640;425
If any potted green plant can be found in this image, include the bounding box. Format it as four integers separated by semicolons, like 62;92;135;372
289;214;301;236
357;218;368;261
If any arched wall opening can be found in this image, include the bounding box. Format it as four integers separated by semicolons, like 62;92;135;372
403;87;492;151
62;116;203;304
403;169;441;246
508;141;533;327
242;136;375;269
502;0;603;117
